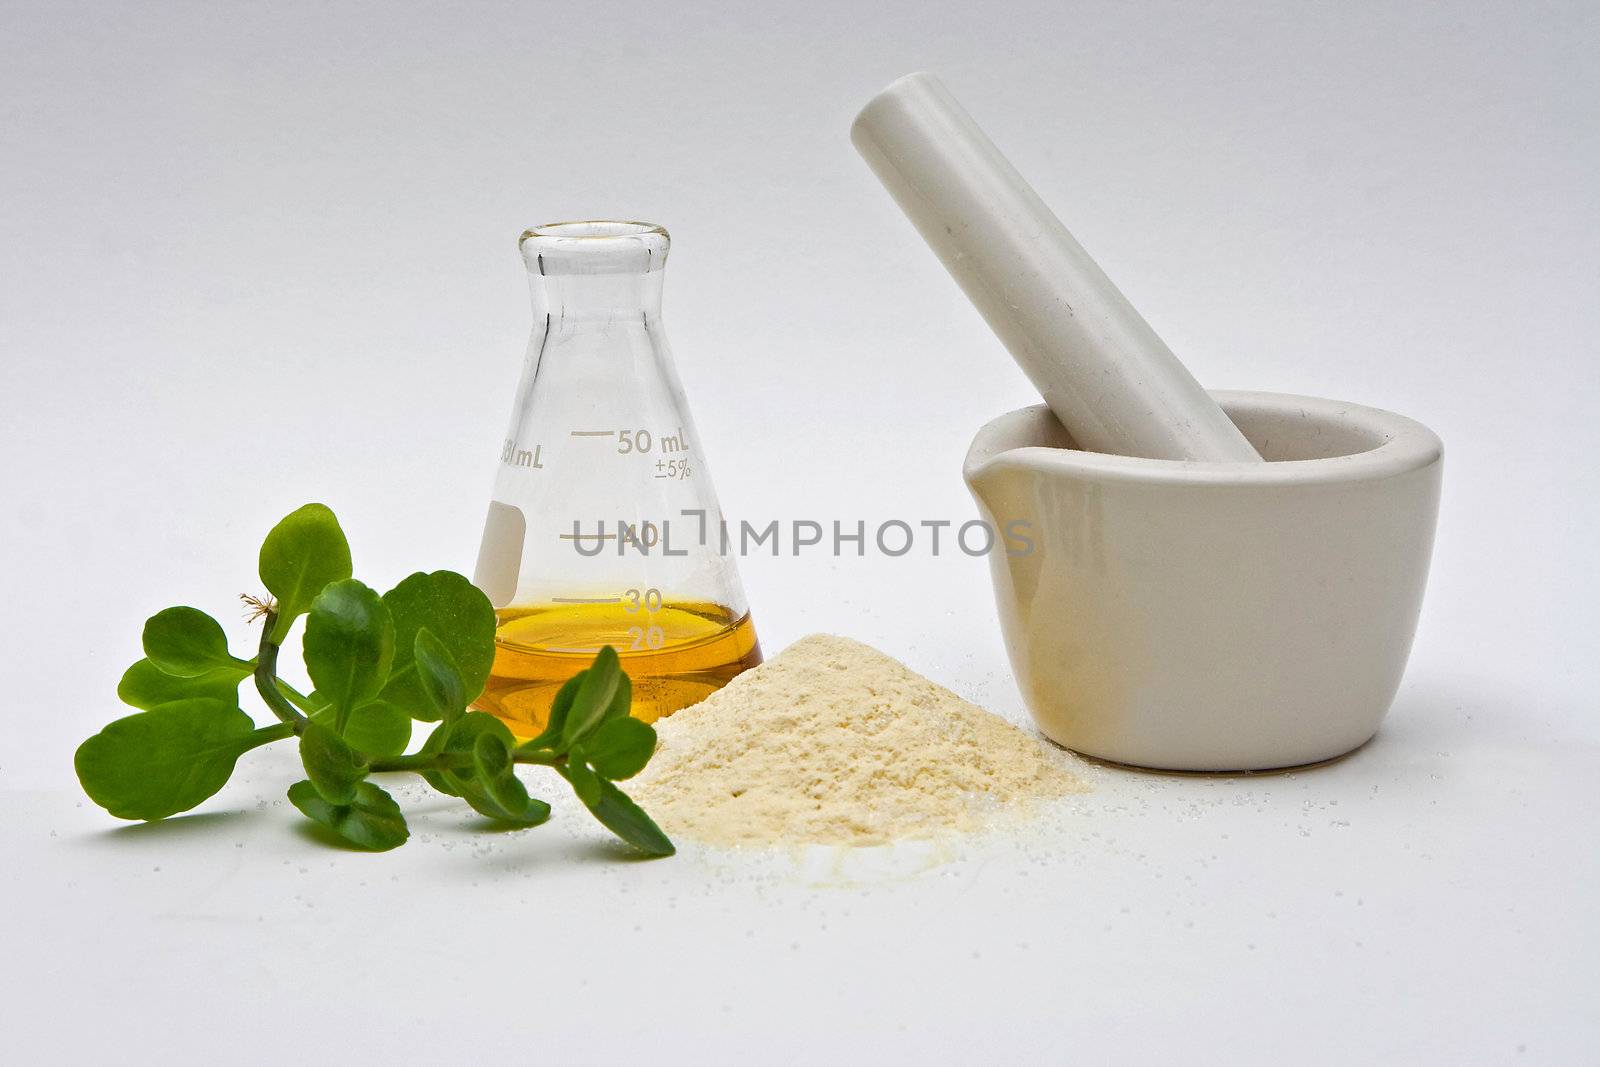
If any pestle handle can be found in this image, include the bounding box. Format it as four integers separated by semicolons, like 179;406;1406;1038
851;72;1263;463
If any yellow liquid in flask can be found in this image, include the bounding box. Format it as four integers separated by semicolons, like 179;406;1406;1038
474;599;762;737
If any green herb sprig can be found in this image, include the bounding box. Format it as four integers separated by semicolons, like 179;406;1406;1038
73;503;673;856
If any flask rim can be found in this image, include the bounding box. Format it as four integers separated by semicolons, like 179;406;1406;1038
521;220;668;242
519;221;670;275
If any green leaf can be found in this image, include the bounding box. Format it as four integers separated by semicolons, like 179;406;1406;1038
259;503;353;642
413;628;465;723
583;780;675;857
464;733;551;826
435;711;513;794
438;711;512;760
309;699;412;758
299;722;367;804
379;571;496;721
583;716;656;781
415;722;459;796
74;699;255;821
521;671;585;751
562;645;621;748
600;671;633;725
142;607;247;677
421;712;548;824
472;731;511;780
563;747;603;807
303;579;395;733
117;659;244;711
287;779;409;851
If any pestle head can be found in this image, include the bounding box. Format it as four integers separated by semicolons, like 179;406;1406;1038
852;72;1263;463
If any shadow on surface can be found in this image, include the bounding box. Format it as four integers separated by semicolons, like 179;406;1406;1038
84;808;268;845
1064;734;1378;780
289;820;386;853
565;836;669;864
424;823;672;877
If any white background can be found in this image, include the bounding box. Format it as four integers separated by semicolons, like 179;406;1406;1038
3;1;1597;1062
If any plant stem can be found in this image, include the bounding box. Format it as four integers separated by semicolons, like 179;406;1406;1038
242;722;297;751
367;747;564;775
253;611;308;730
274;680;319;715
368;751;471;773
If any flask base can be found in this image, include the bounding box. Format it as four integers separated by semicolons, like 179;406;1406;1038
474;601;762;737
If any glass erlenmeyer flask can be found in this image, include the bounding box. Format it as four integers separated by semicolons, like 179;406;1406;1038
472;221;762;735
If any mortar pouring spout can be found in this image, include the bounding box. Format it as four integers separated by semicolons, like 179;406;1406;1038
961;408;1072;528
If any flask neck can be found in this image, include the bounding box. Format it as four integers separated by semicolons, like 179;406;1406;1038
531;271;665;320
519;221;670;321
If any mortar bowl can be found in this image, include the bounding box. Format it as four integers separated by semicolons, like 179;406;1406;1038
963;391;1443;771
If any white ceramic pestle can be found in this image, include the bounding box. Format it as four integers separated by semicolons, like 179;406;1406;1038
852;72;1263;463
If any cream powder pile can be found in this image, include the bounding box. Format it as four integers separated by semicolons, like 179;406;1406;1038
630;634;1088;847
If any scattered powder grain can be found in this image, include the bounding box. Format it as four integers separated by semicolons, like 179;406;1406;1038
631;634;1088;847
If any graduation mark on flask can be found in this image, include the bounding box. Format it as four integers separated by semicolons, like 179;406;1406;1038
568;426;690;457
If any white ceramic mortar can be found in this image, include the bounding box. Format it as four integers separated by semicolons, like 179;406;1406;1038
964;391;1443;771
